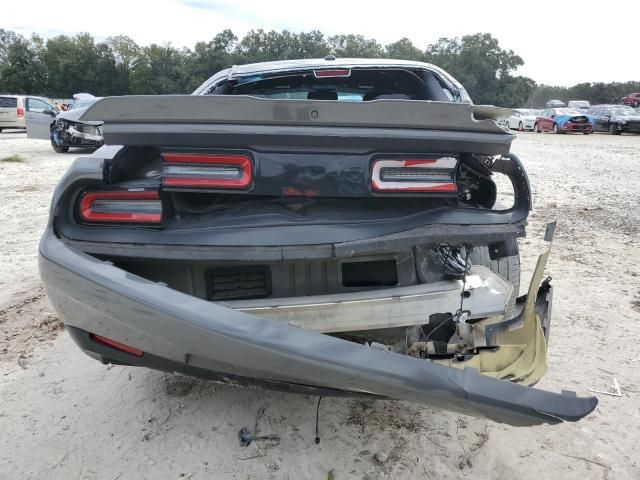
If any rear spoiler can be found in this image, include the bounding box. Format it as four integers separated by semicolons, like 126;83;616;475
82;95;512;130
81;95;516;155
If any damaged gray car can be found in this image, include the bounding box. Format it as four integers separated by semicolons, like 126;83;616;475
26;93;103;152
39;58;597;426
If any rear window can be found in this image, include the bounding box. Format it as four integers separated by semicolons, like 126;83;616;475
0;97;18;108
213;68;457;102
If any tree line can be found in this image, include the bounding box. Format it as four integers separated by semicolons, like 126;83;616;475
1;29;638;107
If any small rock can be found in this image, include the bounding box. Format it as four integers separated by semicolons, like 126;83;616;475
38;372;44;377
373;451;388;465
268;463;279;472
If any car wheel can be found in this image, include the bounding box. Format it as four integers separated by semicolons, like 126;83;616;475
518;121;524;131
534;123;540;133
608;123;620;135
553;123;561;134
52;144;69;153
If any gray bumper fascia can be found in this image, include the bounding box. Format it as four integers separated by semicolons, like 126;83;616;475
39;230;597;426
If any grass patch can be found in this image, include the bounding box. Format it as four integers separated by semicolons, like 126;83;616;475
0;154;26;163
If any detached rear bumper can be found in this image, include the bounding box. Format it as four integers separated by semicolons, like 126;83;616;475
39;230;597;426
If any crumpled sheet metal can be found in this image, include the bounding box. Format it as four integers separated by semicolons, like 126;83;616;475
434;223;555;386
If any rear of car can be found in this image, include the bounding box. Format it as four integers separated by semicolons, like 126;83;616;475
507;109;538;130
622;93;640;107
39;58;597;426
0;95;25;131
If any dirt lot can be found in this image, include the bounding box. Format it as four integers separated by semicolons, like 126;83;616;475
1;130;639;479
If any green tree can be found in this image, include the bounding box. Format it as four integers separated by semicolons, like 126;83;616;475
185;30;238;92
107;35;142;94
327;34;383;58
0;32;46;94
42;34;120;97
1;28;637;106
425;33;530;105
129;43;190;94
384;38;423;61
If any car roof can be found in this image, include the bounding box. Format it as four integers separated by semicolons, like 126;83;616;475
230;57;441;74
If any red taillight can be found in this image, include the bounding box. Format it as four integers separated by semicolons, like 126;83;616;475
78;190;162;224
313;69;351;78
371;157;458;193
90;334;144;356
16;107;25;117
162;152;252;189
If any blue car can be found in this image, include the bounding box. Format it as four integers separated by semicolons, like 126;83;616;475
534;108;594;134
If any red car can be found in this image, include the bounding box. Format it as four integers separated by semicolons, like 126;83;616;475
534;108;593;134
622;93;640;107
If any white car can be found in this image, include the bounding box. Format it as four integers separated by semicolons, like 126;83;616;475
25;93;103;153
506;109;540;131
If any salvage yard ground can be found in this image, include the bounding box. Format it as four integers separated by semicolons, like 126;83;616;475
1;131;639;479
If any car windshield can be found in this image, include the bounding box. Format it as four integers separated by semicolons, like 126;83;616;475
516;109;537;116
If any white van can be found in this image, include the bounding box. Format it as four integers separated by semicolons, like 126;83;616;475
0;95;58;133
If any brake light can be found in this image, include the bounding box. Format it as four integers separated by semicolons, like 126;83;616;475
371;157;458;192
313;69;351;78
78;190;162;224
16;107;24;117
162;152;252;189
90;334;144;356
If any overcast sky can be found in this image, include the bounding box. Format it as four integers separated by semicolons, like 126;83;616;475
5;0;639;86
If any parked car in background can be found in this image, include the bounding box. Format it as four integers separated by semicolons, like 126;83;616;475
26;93;103;152
590;105;640;134
546;99;565;108
621;93;640;107
0;94;55;132
567;100;590;111
505;109;540;130
38;57;597;426
534;108;593;134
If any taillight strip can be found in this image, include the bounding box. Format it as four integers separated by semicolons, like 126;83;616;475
371;157;458;192
162;153;252;189
79;191;162;223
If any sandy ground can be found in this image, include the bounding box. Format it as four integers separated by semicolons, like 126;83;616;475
1;130;639;479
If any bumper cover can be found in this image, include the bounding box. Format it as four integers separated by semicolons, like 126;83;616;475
39;230;597;426
67;125;103;143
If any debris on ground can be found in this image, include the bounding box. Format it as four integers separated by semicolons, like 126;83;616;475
373;451;388;465
238;406;281;447
589;377;623;397
0;154;25;163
